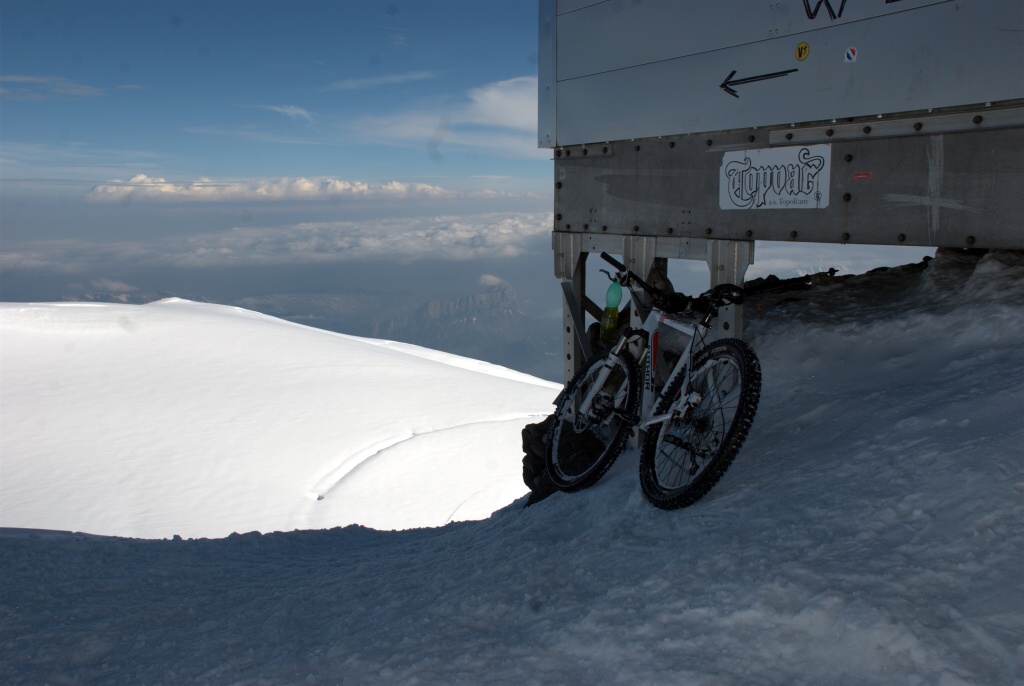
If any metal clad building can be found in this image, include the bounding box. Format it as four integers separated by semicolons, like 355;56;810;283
540;0;1023;145
539;0;1024;380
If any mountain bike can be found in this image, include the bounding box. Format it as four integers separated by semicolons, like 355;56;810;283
545;252;761;509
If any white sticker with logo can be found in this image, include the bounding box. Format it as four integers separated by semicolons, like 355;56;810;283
719;144;831;210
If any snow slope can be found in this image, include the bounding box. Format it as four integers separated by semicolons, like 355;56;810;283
0;299;559;537
1;250;1022;685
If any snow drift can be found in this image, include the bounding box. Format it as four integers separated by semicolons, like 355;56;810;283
1;250;1021;685
0;299;558;537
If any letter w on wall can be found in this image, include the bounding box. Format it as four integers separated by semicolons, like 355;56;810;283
804;0;847;20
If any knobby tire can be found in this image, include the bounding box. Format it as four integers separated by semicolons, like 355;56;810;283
546;349;640;492
639;338;761;509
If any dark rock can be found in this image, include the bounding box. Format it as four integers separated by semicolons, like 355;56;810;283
521;414;557;506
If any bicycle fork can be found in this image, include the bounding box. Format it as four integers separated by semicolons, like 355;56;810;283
574;337;637;426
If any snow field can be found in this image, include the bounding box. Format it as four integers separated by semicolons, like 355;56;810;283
0;299;559;537
1;250;1021;684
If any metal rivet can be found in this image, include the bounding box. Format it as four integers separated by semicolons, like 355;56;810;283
748;135;756;142
966;235;976;245
844;154;853;162
635;145;641;151
746;230;753;238
669;141;675;148
705;227;713;235
565;150;571;156
785;133;793;140
897;233;906;242
602;226;608;232
555;213;562;220
706;139;713;147
602;146;608;154
913;122;923;131
843;193;852;202
863;126;872;134
582;148;588;156
723;321;730;331
790;231;798;239
583;224;589;231
565;224;571;230
555;182;562;189
973;115;983;125
633;226;640;232
555;150;562;157
842;232;851;241
826;129;834;137
667;227;674;234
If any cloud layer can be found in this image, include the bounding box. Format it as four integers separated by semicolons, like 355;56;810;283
86;175;459;203
2;212;554;271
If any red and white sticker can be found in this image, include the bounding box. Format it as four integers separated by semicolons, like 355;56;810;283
845;47;858;62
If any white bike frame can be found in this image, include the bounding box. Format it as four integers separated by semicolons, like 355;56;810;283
636;310;703;433
576;299;710;437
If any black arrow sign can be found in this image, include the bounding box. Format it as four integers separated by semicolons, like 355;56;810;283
720;68;798;98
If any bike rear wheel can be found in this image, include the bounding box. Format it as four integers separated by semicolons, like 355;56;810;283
546;349;640;492
639;338;760;509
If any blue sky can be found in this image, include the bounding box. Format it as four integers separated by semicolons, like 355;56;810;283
1;0;546;192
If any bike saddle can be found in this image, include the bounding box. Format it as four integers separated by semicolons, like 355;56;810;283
663;292;694;315
711;284;745;305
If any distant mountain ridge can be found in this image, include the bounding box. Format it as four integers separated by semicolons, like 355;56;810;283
63;290;213;305
372;285;522;349
370;285;559;380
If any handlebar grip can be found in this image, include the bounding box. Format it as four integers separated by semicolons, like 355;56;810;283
600;252;627;272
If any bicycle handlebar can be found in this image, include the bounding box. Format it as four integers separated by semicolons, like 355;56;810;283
599;251;745;312
599;251;627;272
599;252;661;301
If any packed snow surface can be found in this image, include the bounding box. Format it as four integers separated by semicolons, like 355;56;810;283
1;298;558;537
2;250;1022;685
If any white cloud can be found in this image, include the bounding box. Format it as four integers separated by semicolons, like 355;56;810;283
191;213;552;265
346;76;546;160
86;174;456;203
463;77;537;133
0;75;105;100
256;105;314;123
478;274;505;287
323;71;437;92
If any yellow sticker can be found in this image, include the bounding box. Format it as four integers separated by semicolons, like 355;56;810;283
796;42;810;61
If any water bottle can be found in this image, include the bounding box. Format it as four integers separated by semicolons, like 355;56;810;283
600;280;623;343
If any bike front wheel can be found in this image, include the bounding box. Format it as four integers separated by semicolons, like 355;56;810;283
546;349;640;492
639;338;761;509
